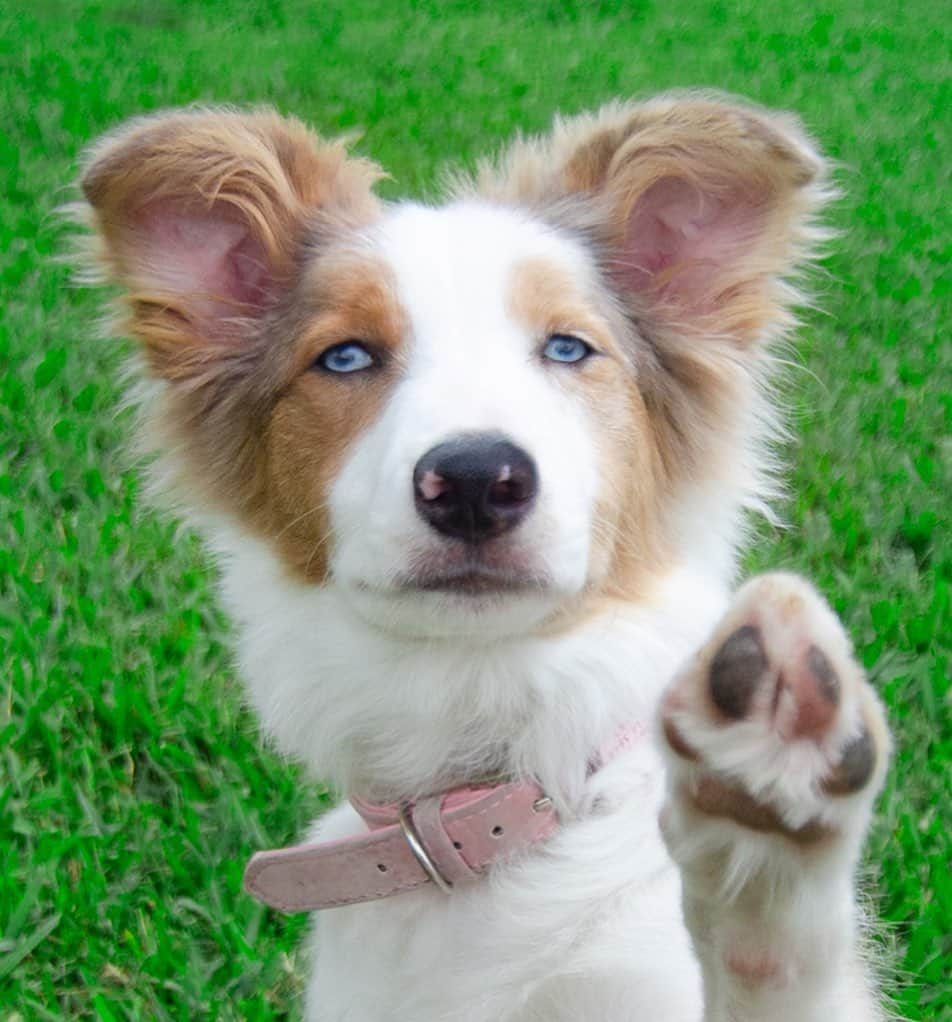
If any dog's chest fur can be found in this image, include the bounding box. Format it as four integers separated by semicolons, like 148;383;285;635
215;527;731;807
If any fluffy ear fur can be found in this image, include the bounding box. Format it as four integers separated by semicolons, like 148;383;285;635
474;93;829;346
79;108;383;378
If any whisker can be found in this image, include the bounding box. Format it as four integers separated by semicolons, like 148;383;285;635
273;500;332;541
304;532;333;577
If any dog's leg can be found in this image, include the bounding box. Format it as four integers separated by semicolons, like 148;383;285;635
659;573;890;1022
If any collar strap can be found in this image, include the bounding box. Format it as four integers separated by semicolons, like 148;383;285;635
244;780;557;913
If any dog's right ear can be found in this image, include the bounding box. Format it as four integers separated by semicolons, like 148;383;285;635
79;108;383;378
477;95;828;349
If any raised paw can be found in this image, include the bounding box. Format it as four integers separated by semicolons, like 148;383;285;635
659;573;890;859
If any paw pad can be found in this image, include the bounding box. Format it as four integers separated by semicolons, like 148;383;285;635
823;727;876;796
792;645;841;737
709;625;768;720
706;627;844;741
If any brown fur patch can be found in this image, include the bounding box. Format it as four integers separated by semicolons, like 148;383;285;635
137;253;407;583
507;258;670;604
262;255;408;580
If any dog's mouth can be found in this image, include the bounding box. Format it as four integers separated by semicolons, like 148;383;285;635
342;544;565;636
397;547;549;597
408;568;545;596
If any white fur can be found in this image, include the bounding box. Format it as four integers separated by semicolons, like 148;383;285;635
194;202;886;1020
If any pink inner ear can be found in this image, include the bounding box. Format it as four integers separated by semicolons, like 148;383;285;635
621;177;763;317
136;204;273;319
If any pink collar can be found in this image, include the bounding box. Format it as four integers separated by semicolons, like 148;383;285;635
244;779;557;912
244;723;648;913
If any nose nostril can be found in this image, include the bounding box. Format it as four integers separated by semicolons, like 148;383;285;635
418;469;450;503
489;476;529;507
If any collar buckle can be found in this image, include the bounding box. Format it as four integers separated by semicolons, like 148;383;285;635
398;805;454;893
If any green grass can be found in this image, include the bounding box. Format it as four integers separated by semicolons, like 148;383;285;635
1;0;948;1018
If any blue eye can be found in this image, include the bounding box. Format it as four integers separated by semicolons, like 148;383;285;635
542;334;592;365
317;342;376;374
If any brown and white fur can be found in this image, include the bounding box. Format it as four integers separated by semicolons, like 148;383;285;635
78;94;891;1021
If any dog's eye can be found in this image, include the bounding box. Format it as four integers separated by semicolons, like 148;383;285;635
316;342;376;374
542;334;592;365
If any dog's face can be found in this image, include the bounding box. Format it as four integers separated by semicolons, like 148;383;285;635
314;203;608;633
311;202;641;636
80;98;824;638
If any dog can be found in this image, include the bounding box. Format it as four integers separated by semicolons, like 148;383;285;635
78;93;891;1021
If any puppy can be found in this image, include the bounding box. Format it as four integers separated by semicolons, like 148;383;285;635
78;94;891;1021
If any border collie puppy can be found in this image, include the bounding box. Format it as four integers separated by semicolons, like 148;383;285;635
78;94;890;1021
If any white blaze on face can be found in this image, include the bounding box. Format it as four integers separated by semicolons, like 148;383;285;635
328;201;604;635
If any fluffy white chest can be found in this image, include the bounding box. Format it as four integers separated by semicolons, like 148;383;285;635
214;527;730;809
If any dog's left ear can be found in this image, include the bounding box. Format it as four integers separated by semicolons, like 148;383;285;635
485;95;829;346
78;107;383;378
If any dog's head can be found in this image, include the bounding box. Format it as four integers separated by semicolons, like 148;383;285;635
79;97;826;638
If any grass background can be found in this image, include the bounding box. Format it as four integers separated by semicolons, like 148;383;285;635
1;0;948;1018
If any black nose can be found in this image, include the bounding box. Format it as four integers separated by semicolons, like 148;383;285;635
413;434;538;542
